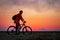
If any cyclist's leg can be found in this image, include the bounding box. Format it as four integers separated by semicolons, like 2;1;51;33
16;22;21;34
14;20;20;34
16;22;20;30
14;20;21;30
15;22;20;34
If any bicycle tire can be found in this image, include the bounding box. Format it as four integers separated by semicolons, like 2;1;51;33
22;26;32;35
7;26;16;35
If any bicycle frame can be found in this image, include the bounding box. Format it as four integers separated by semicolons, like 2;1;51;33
16;22;26;31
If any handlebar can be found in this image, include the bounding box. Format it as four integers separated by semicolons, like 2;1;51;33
23;21;26;25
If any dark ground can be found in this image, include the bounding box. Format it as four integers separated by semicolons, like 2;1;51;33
0;31;60;40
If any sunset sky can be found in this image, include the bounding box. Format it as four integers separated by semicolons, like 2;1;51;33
0;0;60;31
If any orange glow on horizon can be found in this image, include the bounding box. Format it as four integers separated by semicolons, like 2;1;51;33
0;5;60;31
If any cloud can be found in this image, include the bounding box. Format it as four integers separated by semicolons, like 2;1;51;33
46;0;60;12
0;0;60;13
40;28;46;31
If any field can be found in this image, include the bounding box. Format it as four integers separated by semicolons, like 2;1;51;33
0;31;60;40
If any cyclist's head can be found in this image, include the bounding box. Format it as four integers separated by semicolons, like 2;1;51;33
19;10;23;14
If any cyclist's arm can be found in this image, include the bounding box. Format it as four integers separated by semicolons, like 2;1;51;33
20;15;25;22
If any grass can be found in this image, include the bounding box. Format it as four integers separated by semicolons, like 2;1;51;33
0;31;60;40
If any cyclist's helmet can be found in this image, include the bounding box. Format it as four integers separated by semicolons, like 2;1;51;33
19;10;23;13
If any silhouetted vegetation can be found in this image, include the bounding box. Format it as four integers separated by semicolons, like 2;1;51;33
0;31;59;40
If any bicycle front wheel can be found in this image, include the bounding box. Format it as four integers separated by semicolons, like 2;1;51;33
7;26;16;35
22;26;32;35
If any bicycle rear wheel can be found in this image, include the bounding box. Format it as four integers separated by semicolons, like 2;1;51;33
7;26;16;35
22;26;32;35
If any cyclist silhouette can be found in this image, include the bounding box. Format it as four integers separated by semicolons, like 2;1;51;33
13;10;26;31
7;10;32;35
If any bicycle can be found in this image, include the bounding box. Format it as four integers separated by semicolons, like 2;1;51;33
7;22;32;35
